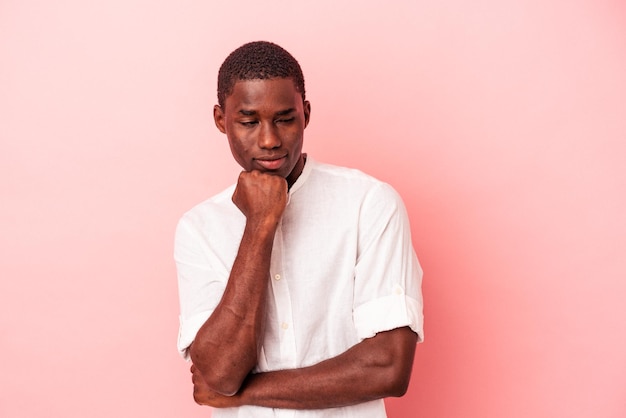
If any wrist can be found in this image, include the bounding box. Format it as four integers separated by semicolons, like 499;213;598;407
246;214;281;235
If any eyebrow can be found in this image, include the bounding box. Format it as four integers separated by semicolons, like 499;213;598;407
275;108;295;116
237;108;295;116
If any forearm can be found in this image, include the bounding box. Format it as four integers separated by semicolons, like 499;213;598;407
237;327;418;410
190;219;278;395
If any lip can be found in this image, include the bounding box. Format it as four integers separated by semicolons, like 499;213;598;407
255;156;287;171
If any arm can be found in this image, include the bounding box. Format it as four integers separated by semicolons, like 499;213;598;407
191;326;418;409
189;170;287;396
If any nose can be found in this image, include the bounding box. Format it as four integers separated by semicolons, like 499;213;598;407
258;123;281;149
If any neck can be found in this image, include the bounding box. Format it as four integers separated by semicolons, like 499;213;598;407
287;153;306;189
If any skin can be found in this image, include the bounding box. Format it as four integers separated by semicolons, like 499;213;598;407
189;77;418;408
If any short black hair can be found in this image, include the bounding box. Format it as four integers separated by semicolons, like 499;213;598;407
217;41;306;108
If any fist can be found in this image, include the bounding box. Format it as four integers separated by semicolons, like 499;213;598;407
232;170;288;223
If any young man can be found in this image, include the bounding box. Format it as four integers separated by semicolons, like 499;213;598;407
175;41;424;417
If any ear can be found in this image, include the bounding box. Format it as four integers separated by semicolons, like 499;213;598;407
214;105;226;134
303;100;311;128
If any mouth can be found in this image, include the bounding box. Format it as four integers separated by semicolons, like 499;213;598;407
255;155;287;171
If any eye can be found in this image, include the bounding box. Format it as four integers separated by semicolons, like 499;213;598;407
276;117;295;124
240;121;258;127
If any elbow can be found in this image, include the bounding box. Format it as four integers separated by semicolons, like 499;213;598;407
375;327;417;398
193;366;243;397
377;357;412;397
207;380;241;397
189;345;245;396
204;374;242;397
374;348;414;398
194;368;244;398
385;370;412;397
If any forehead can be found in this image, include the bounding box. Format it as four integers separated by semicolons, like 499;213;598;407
224;78;302;112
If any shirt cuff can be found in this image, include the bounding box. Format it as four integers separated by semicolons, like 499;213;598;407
353;284;424;343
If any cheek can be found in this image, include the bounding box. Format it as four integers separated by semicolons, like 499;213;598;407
227;128;254;154
229;137;263;172
283;124;305;144
230;142;251;160
227;137;249;162
287;132;304;152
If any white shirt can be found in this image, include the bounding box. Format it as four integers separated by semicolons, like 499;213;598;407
175;157;424;418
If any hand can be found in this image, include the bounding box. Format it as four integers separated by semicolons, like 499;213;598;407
191;364;242;408
232;170;288;223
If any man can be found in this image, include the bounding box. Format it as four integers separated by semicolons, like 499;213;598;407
175;41;423;417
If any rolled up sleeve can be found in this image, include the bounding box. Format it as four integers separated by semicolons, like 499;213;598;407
352;183;424;342
174;217;227;360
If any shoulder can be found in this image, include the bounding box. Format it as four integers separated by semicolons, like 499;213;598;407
307;159;403;205
176;184;239;233
309;159;379;183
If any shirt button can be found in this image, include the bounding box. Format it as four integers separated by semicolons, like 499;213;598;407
274;274;281;281
281;322;289;330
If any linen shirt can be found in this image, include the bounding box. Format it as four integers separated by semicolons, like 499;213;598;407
175;157;424;418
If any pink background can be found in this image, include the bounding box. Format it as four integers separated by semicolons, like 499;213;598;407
1;1;625;417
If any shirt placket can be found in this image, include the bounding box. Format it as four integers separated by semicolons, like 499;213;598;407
270;222;297;369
